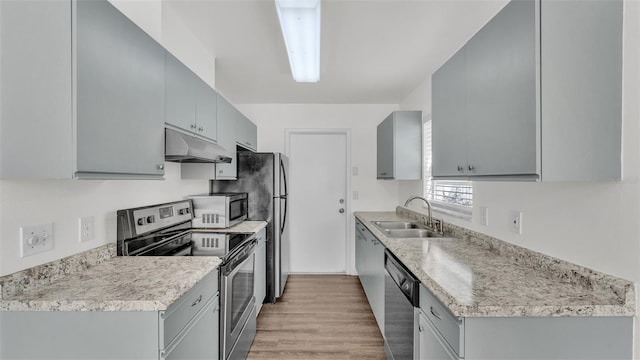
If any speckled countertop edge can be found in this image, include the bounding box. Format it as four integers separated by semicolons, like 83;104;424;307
0;256;222;311
0;243;116;300
355;209;635;318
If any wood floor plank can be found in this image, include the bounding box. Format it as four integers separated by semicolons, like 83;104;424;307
247;274;386;360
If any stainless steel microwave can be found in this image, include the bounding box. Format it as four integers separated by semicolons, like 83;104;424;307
188;193;248;228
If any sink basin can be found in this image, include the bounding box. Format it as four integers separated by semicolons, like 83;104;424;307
374;221;418;229
384;228;441;238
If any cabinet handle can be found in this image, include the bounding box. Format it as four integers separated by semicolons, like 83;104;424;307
418;325;424;332
380;172;388;176
190;124;197;129
198;127;204;132
157;164;164;170
191;294;203;307
430;306;442;320
468;165;474;171
457;166;463;172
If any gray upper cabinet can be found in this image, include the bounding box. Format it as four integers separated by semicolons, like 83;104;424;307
165;51;217;142
0;0;166;179
165;52;197;135
236;111;257;151
215;95;238;179
76;0;165;178
465;0;537;177
377;111;422;180
431;0;622;181
432;47;468;178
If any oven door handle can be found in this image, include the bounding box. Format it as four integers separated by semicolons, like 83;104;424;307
221;239;257;276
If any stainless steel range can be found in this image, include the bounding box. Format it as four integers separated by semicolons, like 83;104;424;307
116;200;257;360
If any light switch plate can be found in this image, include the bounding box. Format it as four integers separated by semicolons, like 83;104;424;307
20;223;54;257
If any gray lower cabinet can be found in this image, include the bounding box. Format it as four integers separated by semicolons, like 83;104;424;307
0;270;219;360
161;295;219;360
432;0;623;181
165;51;217;142
0;0;166;179
376;111;422;180
355;220;385;332
254;228;267;315
416;284;633;360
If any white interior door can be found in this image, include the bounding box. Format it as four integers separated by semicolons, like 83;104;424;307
287;130;349;273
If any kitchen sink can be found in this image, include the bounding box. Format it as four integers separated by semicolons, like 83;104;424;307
374;221;419;229
383;228;441;238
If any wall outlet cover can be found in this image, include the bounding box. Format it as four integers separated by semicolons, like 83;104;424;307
479;206;489;226
79;216;95;242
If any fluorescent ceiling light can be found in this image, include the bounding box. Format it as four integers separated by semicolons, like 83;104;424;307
275;0;321;83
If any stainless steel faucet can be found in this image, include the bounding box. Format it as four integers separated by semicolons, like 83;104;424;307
404;196;433;227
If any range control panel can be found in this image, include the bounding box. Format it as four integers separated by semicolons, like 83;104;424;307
132;201;192;234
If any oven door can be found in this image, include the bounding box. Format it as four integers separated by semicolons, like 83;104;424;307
220;239;256;360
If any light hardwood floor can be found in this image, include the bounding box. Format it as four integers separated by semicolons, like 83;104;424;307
247;274;386;360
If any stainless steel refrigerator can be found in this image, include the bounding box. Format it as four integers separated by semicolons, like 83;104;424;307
210;152;289;303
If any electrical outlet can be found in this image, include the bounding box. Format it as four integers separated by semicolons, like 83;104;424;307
79;216;95;242
20;223;54;257
352;190;359;200
479;206;489;226
509;210;522;234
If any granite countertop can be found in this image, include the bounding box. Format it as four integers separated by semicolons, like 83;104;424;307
355;210;635;318
193;220;268;234
0;256;222;312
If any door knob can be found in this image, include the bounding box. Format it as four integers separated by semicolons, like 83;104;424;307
339;208;345;213
339;199;344;204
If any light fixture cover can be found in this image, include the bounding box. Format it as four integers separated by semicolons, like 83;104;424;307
275;0;321;82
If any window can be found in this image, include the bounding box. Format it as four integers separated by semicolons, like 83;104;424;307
423;119;472;219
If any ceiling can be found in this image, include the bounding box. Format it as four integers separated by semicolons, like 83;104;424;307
166;0;509;104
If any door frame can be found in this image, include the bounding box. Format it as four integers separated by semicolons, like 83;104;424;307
285;128;353;275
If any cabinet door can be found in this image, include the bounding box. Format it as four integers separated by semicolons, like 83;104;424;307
418;312;458;360
195;80;217;141
215;94;237;179
465;0;537;177
247;119;257;150
162;297;218;360
76;0;165;177
0;0;73;179
377;115;394;179
165;51;197;133
355;227;366;278
370;237;385;332
431;48;468;178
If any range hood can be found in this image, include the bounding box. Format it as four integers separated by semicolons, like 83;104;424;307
165;128;232;163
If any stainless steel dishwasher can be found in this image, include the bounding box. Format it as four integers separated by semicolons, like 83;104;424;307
384;249;419;360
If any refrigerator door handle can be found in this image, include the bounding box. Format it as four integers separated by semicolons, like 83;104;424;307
280;197;287;235
280;157;288;197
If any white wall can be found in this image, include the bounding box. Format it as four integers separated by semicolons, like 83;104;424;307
237;104;400;273
399;0;640;355
0;1;216;276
